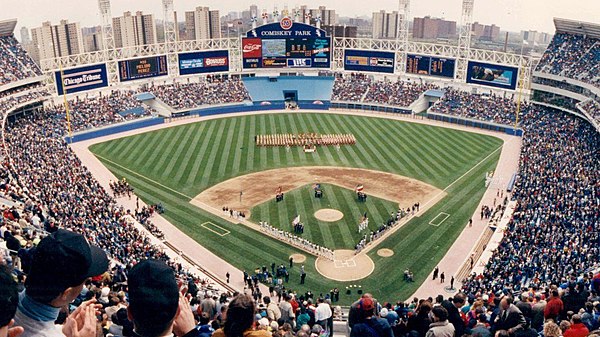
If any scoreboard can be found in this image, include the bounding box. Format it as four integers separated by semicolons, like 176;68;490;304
118;55;168;82
406;54;455;78
242;20;331;69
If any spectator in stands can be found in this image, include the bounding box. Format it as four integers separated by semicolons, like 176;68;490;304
494;296;526;336
314;297;331;330
349;297;394;337
212;294;271;337
545;290;564;321
563;314;589;337
0;264;22;337
471;314;492;337
543;320;562;337
441;294;466;337
425;306;454;337
127;259;202;337
14;229;109;337
407;300;433;337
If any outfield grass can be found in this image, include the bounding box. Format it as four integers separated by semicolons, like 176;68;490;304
250;183;399;250
89;113;503;304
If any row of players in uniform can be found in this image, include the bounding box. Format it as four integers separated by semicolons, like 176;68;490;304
255;133;356;146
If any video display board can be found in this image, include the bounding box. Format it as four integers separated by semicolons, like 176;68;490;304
406;54;455;78
241;19;331;69
178;50;229;75
118;55;168;82
55;63;108;95
343;50;395;74
466;61;519;90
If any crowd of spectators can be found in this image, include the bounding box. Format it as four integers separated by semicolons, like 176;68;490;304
364;80;438;107
535;33;600;88
145;77;250;110
579;100;600;125
429;89;523;125
332;73;372;102
462;106;600;298
0;35;42;86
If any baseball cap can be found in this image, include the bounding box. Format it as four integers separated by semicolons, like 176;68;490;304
25;229;109;300
128;259;179;331
360;297;375;312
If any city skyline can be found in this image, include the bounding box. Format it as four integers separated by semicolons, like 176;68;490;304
6;0;600;36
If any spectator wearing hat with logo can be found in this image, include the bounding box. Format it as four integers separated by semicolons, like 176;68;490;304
349;297;394;337
14;229;109;337
126;259;205;337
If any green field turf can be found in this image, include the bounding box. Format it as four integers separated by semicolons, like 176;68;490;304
89;113;503;304
250;183;399;250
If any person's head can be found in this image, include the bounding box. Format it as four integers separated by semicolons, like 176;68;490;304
453;293;467;308
559;320;571;333
25;229;108;306
419;301;433;315
263;296;271;304
0;265;18;337
199;312;210;325
500;296;513;310
223;294;256;337
358;297;375;320
543;320;561;337
571;314;582;325
431;306;448;322
127;259;180;337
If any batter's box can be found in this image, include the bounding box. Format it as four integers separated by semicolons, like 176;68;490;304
200;222;230;237
334;259;357;268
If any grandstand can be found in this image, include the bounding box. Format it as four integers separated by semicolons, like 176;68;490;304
0;3;598;337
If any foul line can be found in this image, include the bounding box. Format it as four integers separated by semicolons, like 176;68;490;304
420;140;507;210
93;153;194;200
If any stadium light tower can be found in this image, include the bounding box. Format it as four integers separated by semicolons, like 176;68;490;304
397;0;410;75
162;0;179;77
455;0;474;81
97;0;118;84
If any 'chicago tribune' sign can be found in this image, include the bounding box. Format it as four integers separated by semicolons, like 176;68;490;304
55;64;109;95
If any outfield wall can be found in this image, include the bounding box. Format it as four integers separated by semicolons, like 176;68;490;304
67;117;166;143
426;112;523;136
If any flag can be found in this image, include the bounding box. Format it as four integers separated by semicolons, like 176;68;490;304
292;214;300;225
355;184;364;192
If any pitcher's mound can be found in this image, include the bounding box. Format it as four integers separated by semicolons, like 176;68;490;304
315;250;374;281
290;254;306;264
314;209;343;222
377;249;394;257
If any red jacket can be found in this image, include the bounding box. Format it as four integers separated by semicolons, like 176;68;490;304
563;323;589;337
544;297;563;319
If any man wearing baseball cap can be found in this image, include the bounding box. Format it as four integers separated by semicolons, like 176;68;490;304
14;229;109;337
127;259;202;337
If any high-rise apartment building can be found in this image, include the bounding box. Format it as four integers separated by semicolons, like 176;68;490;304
31;20;84;60
472;22;500;41
112;11;157;48
372;10;399;39
184;6;221;40
412;16;457;40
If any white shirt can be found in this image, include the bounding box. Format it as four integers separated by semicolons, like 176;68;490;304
315;303;332;321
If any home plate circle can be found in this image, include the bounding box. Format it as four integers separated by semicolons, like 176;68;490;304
315;250;374;281
314;209;343;222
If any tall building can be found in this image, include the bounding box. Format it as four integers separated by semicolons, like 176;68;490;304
296;6;336;26
322;25;357;38
472;22;500;41
522;30;552;45
184;6;221;40
31;20;85;60
82;26;104;52
20;26;30;44
112;11;157;48
372;10;399;39
412;16;456;40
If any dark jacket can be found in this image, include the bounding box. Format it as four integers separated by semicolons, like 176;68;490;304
495;304;527;334
351;317;395;337
441;300;465;337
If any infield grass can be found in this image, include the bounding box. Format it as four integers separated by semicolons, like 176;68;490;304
89;112;503;304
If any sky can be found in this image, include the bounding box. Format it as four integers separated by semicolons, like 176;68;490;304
4;0;600;35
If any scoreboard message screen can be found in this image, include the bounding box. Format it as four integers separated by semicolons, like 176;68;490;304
466;61;518;90
242;19;331;69
406;54;455;78
118;55;168;82
343;49;395;74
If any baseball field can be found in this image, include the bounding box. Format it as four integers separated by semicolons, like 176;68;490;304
89;112;503;304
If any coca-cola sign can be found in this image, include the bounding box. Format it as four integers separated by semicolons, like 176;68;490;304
242;38;262;58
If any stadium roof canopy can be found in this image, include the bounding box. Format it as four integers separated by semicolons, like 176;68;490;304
0;19;17;37
554;18;600;40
